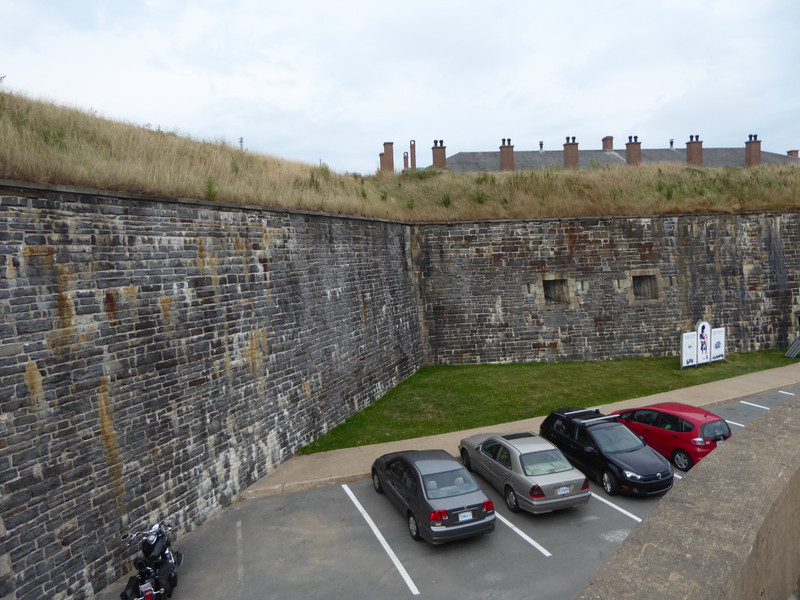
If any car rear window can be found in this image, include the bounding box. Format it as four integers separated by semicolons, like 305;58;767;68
423;468;480;499
520;449;573;476
701;419;731;440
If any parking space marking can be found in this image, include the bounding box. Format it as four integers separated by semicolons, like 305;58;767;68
589;493;642;523
495;513;552;557
779;390;795;396
673;473;683;480
236;520;244;584
740;400;769;410
726;419;746;428
341;484;420;596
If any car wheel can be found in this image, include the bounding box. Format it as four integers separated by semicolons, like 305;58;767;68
602;471;619;496
673;450;693;471
505;486;520;513
372;470;383;494
407;512;422;541
461;449;472;471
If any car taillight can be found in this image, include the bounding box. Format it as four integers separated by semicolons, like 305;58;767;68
482;500;494;513
429;509;448;522
529;484;545;499
580;477;590;491
691;437;709;447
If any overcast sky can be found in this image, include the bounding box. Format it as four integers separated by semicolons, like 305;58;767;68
3;0;799;174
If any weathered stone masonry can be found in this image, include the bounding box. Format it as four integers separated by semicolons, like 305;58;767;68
0;181;798;599
413;215;799;364
0;185;422;599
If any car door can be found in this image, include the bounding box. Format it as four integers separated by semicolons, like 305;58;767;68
486;444;513;490
649;411;681;457
622;409;662;452
573;426;603;479
475;439;501;485
545;417;576;459
383;459;412;513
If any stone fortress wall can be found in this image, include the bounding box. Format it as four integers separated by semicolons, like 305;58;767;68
0;180;798;598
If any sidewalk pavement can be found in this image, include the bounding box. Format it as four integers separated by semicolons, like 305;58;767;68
241;362;800;500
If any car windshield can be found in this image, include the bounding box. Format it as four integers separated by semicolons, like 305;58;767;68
422;467;479;499
701;419;731;439
590;424;644;453
520;449;573;476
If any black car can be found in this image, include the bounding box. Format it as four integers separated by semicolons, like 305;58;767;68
540;408;673;496
371;449;495;544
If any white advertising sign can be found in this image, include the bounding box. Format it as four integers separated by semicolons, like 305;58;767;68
681;331;697;368
697;320;711;365
711;327;726;362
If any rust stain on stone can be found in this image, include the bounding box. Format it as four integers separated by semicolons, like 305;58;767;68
98;377;125;510
26;360;44;414
105;291;118;322
246;328;267;378
159;296;172;327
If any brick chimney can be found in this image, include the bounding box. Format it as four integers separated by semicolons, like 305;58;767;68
403;151;409;170
745;134;762;167
789;150;799;158
500;138;515;172
564;136;579;169
686;135;703;167
410;140;417;170
626;135;642;166
602;136;614;151
379;142;394;173
432;140;446;169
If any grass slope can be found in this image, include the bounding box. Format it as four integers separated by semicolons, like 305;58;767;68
2;90;799;222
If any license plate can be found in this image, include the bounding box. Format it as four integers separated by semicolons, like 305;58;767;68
557;486;570;496
458;511;473;522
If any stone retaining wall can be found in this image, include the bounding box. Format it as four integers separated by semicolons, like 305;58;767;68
0;183;422;598
577;395;800;600
413;215;800;364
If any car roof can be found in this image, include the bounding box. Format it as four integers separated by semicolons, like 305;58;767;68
497;432;558;453
391;449;463;475
551;407;617;427
627;402;724;423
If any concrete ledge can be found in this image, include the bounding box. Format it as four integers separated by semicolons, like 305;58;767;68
577;395;800;600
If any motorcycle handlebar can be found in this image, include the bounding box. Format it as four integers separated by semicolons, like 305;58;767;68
121;521;173;541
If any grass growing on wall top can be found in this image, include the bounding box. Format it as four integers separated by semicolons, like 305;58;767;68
299;349;796;454
2;90;800;223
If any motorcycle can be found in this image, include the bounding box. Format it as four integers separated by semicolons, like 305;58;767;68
120;521;183;599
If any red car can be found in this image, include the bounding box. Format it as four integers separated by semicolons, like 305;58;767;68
613;402;731;471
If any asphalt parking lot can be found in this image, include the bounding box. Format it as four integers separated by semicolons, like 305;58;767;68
97;384;799;600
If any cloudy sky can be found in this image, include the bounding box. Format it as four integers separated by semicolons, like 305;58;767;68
2;0;799;174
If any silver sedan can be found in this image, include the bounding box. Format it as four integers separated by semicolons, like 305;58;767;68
459;432;591;514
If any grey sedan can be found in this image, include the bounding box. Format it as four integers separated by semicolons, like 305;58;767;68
371;449;496;544
459;432;591;514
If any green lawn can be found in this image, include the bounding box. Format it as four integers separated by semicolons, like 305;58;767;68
299;350;796;454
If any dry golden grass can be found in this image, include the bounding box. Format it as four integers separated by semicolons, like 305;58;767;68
2;90;799;222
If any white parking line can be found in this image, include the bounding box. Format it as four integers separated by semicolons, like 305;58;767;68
236;520;244;584
590;493;642;523
673;473;683;480
779;390;795;396
740;400;769;410
726;419;746;428
342;484;420;596
495;513;552;557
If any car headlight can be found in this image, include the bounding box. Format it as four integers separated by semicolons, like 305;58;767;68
623;470;643;481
